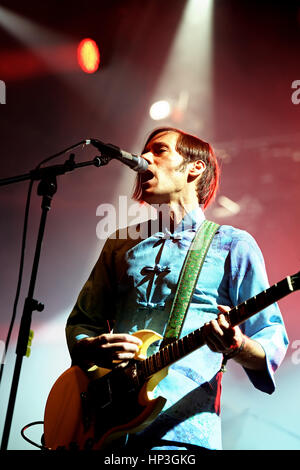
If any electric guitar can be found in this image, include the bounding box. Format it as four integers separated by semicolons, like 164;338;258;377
43;271;299;451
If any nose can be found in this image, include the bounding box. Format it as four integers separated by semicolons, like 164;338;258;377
141;151;154;165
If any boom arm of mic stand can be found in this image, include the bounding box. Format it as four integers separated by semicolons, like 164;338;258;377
0;155;111;187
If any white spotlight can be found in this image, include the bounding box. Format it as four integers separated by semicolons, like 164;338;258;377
149;100;171;120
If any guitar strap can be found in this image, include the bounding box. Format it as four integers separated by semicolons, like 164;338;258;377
160;219;220;349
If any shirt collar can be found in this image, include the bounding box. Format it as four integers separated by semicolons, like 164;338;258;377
153;205;205;238
174;205;206;234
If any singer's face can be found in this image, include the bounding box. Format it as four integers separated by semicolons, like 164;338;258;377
140;131;190;205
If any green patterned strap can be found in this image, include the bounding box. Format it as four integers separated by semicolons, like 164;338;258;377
160;220;220;348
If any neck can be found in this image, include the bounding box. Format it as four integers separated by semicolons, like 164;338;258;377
169;201;199;224
156;198;200;234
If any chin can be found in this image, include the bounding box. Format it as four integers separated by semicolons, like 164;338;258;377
142;192;169;205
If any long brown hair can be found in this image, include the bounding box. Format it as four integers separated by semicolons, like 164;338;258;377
132;127;220;209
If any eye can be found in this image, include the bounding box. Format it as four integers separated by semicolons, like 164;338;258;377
153;144;168;155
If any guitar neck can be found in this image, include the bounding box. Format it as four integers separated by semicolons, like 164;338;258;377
228;275;295;327
140;273;298;379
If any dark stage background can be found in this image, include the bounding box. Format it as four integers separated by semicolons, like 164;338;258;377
0;0;299;450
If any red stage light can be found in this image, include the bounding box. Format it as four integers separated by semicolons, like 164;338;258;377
77;38;100;73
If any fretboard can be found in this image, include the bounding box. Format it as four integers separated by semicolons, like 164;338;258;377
140;272;299;379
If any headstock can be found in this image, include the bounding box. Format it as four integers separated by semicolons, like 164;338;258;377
291;271;300;291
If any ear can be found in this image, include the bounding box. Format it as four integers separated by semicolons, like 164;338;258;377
188;160;206;178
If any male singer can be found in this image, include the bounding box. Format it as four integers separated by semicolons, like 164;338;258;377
66;127;288;450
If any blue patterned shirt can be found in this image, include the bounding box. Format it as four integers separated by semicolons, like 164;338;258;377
66;206;288;450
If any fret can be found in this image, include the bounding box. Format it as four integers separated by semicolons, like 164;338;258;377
251;292;264;310
273;278;295;299
159;349;166;368
147;356;155;375
152;354;158;373
137;359;147;382
188;331;194;348
173;341;181;360
146;357;152;375
145;358;150;376
194;328;205;348
168;344;175;363
151;355;156;374
246;296;256;310
178;338;185;357
187;333;195;351
180;337;187;355
152;354;157;372
182;335;191;353
160;348;166;369
184;333;191;353
190;331;197;350
144;358;150;377
164;347;170;364
187;331;200;354
136;360;146;383
250;291;271;312
154;351;162;370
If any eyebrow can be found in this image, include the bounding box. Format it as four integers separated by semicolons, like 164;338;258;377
144;140;171;152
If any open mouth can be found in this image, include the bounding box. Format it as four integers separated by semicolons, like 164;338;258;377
141;169;154;184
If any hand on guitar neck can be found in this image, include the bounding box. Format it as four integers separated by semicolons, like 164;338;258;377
72;305;265;372
72;333;143;369
202;305;266;371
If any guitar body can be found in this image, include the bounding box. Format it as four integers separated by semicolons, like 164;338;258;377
43;330;167;451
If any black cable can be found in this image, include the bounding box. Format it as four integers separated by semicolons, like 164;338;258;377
0;179;33;386
20;421;45;450
36;140;88;168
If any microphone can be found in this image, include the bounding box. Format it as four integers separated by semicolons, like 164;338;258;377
88;138;148;173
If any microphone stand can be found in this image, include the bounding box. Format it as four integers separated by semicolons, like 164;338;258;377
0;152;111;450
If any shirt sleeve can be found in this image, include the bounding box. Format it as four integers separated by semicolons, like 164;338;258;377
228;230;289;394
65;237;116;357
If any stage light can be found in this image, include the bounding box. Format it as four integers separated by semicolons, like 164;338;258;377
149;100;171;120
77;38;100;74
145;0;214;131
